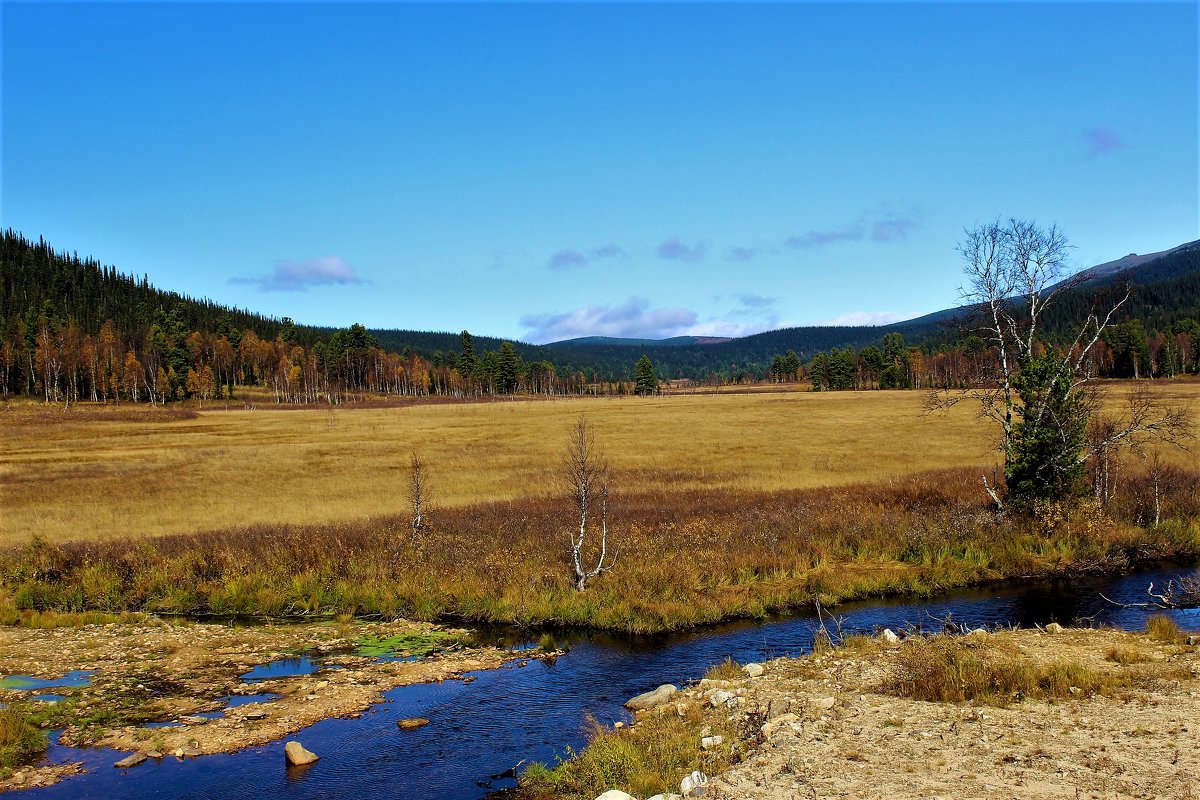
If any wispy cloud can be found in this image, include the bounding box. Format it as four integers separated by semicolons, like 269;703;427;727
547;243;627;271
786;212;920;249
871;215;920;242
230;256;362;292
785;225;864;249
813;310;917;327
520;297;697;343
1083;126;1127;159
736;293;777;309
726;246;762;262
656;236;708;262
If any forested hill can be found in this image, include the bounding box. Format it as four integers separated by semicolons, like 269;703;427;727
0;232;294;344
2;228;1198;387
542;239;1200;379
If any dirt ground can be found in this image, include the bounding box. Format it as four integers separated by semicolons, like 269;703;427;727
0;618;531;792
686;627;1200;800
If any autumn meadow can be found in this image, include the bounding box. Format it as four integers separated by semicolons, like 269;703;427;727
3;381;1198;633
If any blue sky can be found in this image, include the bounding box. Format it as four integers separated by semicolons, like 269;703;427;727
3;2;1196;343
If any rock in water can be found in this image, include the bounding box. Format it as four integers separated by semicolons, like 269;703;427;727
397;717;431;730
113;753;147;769
594;791;638;800
624;683;677;710
680;770;709;797
285;741;319;766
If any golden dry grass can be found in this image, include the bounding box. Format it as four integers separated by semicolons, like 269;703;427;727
1;380;1196;544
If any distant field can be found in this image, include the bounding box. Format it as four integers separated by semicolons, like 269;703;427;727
2;381;1197;543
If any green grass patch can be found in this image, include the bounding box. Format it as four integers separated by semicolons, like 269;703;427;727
0;708;48;770
354;630;462;659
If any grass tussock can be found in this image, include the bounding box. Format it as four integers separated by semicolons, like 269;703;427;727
1105;645;1152;665
885;635;1179;707
704;657;743;681
0;709;48;772
520;706;739;800
1146;615;1184;644
2;459;1199;633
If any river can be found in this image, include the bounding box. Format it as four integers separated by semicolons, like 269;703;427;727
22;564;1200;799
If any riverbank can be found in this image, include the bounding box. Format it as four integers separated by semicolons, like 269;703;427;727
526;623;1200;800
0;617;528;792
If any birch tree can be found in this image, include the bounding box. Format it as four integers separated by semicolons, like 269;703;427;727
564;416;618;591
929;218;1190;509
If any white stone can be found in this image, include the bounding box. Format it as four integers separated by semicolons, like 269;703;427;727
594;791;637;800
1045;622;1065;634
700;735;724;750
625;684;678;711
882;628;900;644
813;696;836;711
708;689;735;708
742;663;765;678
680;770;709;797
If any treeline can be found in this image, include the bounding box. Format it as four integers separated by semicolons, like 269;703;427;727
767;319;1200;393
0;304;616;405
0;231;618;404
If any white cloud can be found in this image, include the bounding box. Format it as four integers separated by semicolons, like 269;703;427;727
231;256;362;292
520;297;697;343
813;310;919;327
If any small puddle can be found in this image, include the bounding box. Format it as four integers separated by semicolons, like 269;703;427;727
31;693;67;703
240;654;342;682
0;670;93;691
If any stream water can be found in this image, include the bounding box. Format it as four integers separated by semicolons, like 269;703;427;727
22;565;1200;800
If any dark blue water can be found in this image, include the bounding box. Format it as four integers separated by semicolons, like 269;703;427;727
239;656;339;683
223;693;280;708
21;566;1200;800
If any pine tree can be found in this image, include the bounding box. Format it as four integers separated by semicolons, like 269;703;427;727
633;354;658;395
497;341;519;394
459;330;476;376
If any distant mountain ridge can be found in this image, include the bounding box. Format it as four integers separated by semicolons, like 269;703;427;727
4;229;1197;383
540;238;1200;359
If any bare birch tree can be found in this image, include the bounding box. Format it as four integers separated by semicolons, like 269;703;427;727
407;451;430;539
564;415;618;591
928;218;1189;509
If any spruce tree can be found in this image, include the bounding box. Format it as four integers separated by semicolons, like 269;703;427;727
458;330;476;376
497;341;519;393
633;354;658;395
